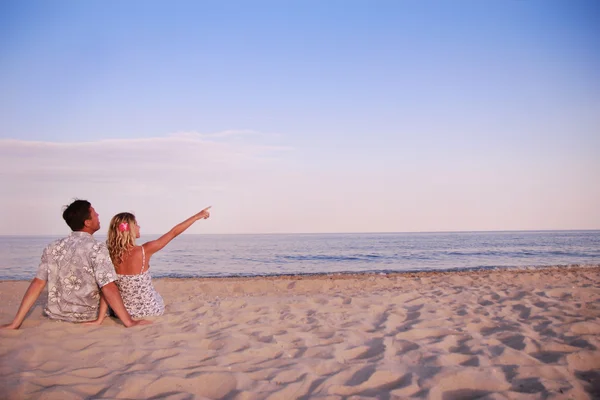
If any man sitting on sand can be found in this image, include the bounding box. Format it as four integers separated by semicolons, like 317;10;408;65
1;200;151;329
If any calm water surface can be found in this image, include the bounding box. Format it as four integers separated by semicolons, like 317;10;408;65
0;231;598;280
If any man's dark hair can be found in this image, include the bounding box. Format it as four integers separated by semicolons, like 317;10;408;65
62;200;92;231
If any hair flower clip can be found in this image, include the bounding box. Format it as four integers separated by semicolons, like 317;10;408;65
118;222;129;232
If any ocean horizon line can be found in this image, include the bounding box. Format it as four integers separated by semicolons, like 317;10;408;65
1;228;599;238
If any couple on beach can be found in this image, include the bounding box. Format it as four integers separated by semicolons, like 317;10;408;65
1;199;211;329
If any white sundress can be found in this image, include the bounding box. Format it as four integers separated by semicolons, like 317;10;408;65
116;246;165;318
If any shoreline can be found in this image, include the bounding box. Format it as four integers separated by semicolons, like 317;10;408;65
1;266;599;399
1;263;598;283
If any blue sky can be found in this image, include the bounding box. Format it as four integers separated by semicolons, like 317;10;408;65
1;0;599;234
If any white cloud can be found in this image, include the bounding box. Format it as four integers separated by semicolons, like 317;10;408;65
168;130;258;139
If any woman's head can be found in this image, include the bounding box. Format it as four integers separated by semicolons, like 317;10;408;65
107;212;140;265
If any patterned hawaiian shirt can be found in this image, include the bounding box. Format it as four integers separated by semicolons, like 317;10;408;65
35;231;117;322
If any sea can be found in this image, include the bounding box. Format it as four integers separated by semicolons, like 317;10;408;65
1;230;599;281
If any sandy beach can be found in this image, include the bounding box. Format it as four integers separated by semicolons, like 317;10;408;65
1;267;599;399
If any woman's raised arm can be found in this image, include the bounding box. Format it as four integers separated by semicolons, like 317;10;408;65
143;206;211;256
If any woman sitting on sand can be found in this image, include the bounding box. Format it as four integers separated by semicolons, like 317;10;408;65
90;206;211;322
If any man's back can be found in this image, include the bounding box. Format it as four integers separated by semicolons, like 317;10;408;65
36;232;116;322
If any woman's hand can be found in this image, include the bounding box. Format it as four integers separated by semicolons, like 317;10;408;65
195;206;211;220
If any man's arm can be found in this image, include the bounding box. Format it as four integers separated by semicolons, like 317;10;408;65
83;292;108;326
101;282;151;327
1;278;47;330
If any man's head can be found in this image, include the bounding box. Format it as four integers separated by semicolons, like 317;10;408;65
62;200;101;233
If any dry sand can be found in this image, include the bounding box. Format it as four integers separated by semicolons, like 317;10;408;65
1;267;599;399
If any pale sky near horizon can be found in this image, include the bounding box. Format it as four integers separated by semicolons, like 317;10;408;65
1;0;599;235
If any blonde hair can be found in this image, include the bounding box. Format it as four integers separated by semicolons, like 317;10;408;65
107;212;137;266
